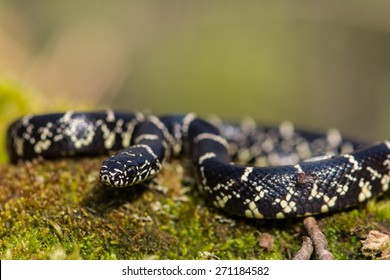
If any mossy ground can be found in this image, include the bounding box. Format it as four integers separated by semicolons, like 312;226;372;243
0;79;388;260
0;157;389;260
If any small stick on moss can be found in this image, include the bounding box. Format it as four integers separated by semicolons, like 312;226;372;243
303;216;334;260
293;236;313;260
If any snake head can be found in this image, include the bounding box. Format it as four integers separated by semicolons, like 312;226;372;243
99;145;161;187
100;159;138;187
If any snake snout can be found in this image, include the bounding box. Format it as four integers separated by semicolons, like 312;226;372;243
99;156;126;186
99;168;127;187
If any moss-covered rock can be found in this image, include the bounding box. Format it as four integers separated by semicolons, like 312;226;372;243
0;157;388;259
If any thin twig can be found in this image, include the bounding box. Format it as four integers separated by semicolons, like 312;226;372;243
303;216;334;260
293;236;313;260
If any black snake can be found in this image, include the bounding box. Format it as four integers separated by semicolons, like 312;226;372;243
6;110;390;219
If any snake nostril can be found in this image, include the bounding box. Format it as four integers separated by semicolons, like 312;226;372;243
100;174;111;185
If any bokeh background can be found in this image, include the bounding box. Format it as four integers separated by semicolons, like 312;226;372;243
1;0;389;162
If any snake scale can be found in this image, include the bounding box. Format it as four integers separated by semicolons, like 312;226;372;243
6;110;390;219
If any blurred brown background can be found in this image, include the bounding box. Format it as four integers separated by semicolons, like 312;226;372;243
1;0;389;141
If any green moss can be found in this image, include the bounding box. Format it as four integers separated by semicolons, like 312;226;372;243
1;157;388;260
366;195;390;221
0;79;36;164
321;199;390;260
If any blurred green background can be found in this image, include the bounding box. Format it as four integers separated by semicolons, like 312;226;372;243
0;0;389;163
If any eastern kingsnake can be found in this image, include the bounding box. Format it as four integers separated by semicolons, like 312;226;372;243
6;110;390;219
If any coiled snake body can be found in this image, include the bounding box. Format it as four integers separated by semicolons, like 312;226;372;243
7;110;390;219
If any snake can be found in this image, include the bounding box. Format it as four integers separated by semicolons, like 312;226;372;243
6;110;390;219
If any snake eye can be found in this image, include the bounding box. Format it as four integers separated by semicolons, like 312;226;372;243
126;166;137;179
